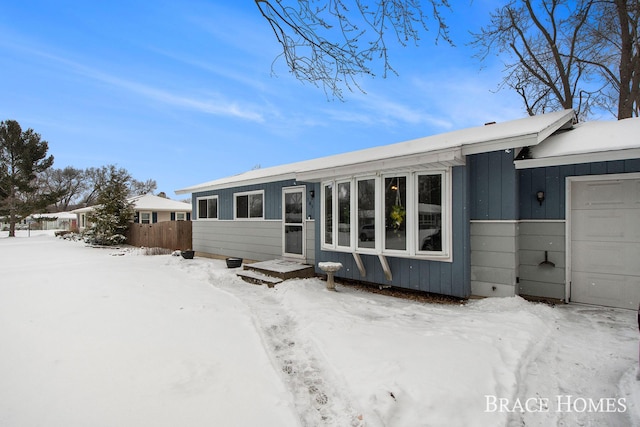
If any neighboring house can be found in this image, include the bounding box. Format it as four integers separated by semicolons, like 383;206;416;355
176;110;640;309
28;212;78;230
74;193;192;231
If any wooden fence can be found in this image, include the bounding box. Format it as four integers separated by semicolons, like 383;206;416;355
126;221;192;250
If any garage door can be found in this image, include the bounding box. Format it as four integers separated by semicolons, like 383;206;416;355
570;177;640;309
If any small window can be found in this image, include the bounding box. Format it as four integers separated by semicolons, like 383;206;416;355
417;173;443;253
337;181;351;247
176;212;186;221
323;183;333;246
140;212;151;224
235;191;263;219
384;176;407;251
197;196;218;219
357;178;376;249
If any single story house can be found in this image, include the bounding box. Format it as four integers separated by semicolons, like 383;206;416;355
176;110;640;309
73;193;192;231
28;212;78;230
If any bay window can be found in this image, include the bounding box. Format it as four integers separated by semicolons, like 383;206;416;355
321;169;451;260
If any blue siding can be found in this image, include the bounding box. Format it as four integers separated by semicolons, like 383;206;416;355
469;150;518;220
192;179;305;220
315;166;471;298
518;160;640;219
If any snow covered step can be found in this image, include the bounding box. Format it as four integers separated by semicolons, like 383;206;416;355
236;270;283;288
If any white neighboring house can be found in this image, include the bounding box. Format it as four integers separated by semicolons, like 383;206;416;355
73;193;192;231
28;212;78;231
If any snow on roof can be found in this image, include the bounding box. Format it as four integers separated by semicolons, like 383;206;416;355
515;117;640;169
128;194;192;212
176;110;576;194
71;194;191;214
30;212;77;220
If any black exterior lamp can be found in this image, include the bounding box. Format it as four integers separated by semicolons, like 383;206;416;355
536;190;545;206
309;189;315;199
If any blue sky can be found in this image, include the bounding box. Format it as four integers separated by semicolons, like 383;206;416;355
0;1;526;197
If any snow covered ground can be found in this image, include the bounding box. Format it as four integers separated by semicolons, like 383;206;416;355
1;231;639;427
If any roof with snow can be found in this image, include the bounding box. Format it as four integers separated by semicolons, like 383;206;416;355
176;110;576;194
128;194;192;212
30;212;77;220
515;117;640;169
72;194;191;213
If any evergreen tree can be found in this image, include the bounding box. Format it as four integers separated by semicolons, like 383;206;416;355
0;120;57;237
85;165;134;245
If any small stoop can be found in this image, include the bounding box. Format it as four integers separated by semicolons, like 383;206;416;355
237;259;315;287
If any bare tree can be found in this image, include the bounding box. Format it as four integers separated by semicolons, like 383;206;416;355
129;178;157;197
472;0;639;120
584;0;639;118
255;0;452;99
40;166;87;211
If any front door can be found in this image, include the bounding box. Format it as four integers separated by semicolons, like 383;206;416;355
283;187;306;259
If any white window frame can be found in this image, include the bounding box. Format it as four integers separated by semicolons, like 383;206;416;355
356;176;379;253
175;212;187;221
234;190;264;220
140;211;152;224
336;179;355;249
321;182;335;249
382;173;412;255
320;169;452;261
415;171;451;260
196;196;218;220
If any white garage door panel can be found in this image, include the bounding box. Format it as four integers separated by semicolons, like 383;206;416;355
572;180;626;208
571;177;640;309
572;272;640;309
571;210;628;241
572;241;640;276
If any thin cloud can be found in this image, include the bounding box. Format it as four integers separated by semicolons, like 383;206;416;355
2;38;267;123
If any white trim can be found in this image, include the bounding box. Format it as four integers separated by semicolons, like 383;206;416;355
470;220;520;224
282;186;306;260
139;211;152;224
515;148;640;169
321;183;335;249
196;195;219;220
336;179;355;250
234;190;264;220
320;168;453;262
564;172;640;303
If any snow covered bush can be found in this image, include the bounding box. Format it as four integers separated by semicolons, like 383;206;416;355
85;166;134;246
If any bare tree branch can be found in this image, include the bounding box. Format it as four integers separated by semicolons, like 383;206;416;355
255;0;451;99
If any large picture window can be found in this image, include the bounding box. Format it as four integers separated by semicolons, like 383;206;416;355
197;196;218;219
321;169;451;260
235;191;263;219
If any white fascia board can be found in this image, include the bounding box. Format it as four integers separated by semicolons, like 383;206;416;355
175;172;298;195
461;134;539;155
515;148;640;169
296;149;464;182
461;110;575;155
